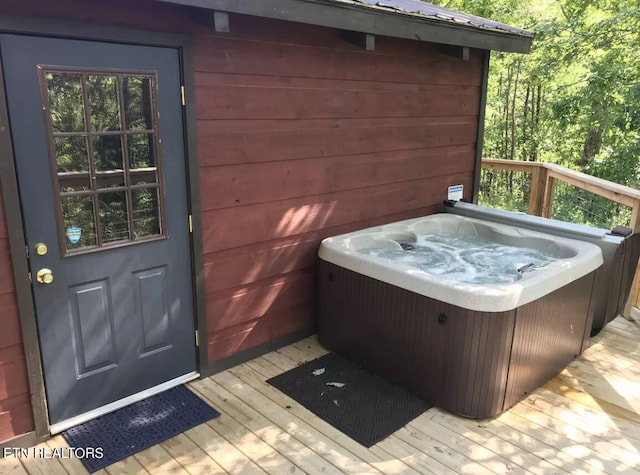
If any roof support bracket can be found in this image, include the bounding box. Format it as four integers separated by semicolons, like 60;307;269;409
438;44;470;60
340;30;375;51
213;10;230;33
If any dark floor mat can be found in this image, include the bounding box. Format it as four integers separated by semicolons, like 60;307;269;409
62;385;220;473
267;352;432;447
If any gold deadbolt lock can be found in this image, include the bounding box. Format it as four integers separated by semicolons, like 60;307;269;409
34;243;48;256
36;268;54;284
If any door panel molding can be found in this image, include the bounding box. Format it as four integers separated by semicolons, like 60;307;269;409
135;266;172;356
69;279;117;376
0;16;206;440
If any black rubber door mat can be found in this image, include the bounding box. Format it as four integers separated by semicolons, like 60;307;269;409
62;385;220;473
267;352;432;447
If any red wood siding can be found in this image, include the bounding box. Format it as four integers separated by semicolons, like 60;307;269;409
0;184;33;441
0;1;483;440
194;24;481;361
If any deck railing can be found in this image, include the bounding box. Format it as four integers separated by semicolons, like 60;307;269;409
480;158;640;317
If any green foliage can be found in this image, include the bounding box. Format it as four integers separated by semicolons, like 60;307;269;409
478;169;531;214
434;0;640;227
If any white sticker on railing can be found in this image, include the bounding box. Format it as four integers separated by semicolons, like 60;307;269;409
448;184;463;201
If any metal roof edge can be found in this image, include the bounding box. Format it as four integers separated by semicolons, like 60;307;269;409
339;0;533;38
156;0;534;53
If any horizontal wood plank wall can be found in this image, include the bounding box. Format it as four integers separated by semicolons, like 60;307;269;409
194;21;481;362
0;184;33;441
1;0;481;376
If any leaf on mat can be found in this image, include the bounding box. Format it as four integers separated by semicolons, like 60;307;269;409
326;382;345;388
312;368;326;376
333;399;340;407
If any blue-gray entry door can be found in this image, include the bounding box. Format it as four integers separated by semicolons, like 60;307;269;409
1;35;197;428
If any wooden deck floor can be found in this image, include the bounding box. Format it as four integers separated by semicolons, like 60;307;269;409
3;316;640;474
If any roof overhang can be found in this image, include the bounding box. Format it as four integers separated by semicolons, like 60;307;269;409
156;0;534;54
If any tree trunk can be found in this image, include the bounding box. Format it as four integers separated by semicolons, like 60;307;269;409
579;127;604;167
523;83;530;161
509;60;521;161
532;84;542;162
503;66;513;160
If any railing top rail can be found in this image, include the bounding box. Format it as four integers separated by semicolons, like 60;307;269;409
482;158;640;207
481;158;542;170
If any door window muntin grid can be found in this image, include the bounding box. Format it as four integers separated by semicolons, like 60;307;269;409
39;66;166;256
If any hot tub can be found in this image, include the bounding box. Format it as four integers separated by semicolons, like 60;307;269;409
317;213;603;418
443;200;640;334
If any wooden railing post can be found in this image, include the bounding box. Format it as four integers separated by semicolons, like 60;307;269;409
625;199;640;318
624;259;640;319
541;172;555;218
527;164;546;217
630;200;640;234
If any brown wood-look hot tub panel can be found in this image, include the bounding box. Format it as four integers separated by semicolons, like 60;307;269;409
504;272;596;411
318;260;596;418
442;308;516;418
317;261;515;417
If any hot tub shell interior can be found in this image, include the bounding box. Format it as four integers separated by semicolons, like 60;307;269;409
317;214;601;418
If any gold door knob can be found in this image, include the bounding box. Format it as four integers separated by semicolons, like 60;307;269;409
36;268;54;284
